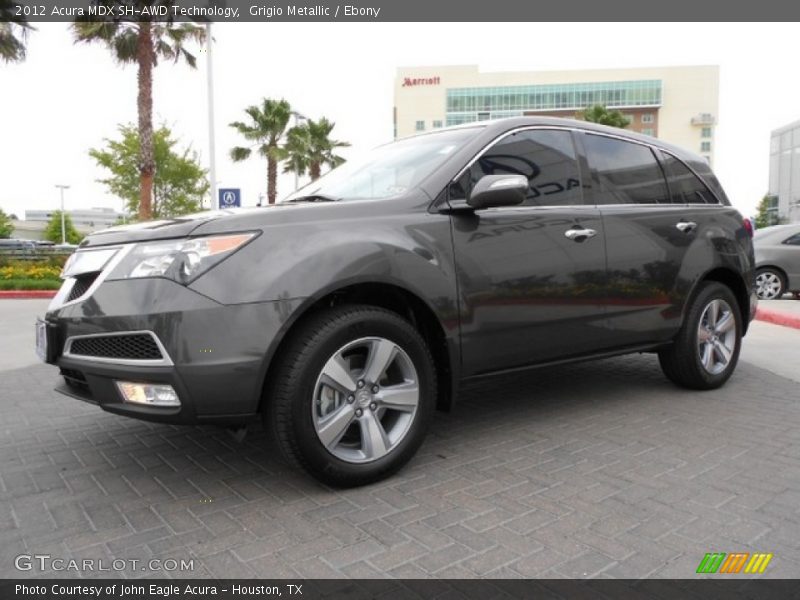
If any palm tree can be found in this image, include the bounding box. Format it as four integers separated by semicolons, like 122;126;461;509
0;1;34;63
284;117;350;181
72;6;205;220
229;98;292;205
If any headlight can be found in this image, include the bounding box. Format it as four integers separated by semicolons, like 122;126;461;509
108;232;256;284
62;247;119;278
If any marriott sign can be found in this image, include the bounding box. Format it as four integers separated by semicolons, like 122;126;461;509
402;76;441;87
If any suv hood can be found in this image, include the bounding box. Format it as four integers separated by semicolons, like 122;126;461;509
78;207;280;248
77;198;409;249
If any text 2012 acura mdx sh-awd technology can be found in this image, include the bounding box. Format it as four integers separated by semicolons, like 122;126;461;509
38;117;757;486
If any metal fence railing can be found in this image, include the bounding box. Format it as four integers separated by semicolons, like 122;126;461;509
0;249;75;261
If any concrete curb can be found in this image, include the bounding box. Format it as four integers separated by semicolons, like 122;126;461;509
0;290;57;299
756;307;800;330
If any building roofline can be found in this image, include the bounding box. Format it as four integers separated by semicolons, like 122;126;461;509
771;119;800;137
396;64;720;77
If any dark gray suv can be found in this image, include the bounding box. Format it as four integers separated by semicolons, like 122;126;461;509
38;117;757;486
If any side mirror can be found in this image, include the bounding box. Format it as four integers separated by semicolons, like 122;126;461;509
467;174;528;210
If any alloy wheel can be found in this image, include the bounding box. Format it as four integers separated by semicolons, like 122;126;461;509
756;271;783;300
312;337;419;463
697;298;737;375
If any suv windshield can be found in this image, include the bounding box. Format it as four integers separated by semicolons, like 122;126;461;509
285;127;481;202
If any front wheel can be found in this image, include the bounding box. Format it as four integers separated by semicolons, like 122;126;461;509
658;282;742;390
266;305;436;487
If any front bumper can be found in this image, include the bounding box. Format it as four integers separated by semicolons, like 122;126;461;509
44;277;302;425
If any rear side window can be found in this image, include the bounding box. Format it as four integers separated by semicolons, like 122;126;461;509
583;134;669;204
784;233;800;246
450;129;584;206
660;152;719;204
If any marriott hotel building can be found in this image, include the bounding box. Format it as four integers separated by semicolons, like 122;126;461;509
394;65;719;164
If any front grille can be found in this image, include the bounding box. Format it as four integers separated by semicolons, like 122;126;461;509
69;334;163;360
67;273;99;302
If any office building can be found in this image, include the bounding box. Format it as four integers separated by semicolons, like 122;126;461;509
395;64;719;164
768;119;800;223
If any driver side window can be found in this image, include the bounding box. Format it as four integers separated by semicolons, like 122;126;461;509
449;129;584;207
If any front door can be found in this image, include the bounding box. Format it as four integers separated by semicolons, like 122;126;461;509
448;128;609;377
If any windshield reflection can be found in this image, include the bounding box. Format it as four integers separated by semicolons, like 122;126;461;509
285;127;482;202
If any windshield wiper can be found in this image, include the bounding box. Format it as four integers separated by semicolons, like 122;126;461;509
286;194;341;203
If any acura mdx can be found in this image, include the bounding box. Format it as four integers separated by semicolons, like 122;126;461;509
38;117;757;486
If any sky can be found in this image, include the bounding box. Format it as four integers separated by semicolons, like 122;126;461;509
2;22;799;220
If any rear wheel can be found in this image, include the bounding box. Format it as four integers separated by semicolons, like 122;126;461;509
266;305;436;487
756;268;785;300
658;282;742;390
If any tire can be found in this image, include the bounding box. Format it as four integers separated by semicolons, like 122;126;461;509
755;267;786;300
658;282;742;390
265;305;436;487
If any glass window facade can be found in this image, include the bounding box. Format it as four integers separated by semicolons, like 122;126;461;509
641;114;654;124
445;80;662;126
432;120;443;129
701;127;712;138
641;128;655;137
415;120;425;132
701;141;711;153
769;125;800;222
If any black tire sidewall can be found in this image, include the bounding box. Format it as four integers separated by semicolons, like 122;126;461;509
287;309;435;485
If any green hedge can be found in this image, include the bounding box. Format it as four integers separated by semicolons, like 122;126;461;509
0;279;62;291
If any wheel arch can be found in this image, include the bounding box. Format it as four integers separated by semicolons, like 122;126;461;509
694;267;751;334
257;279;459;415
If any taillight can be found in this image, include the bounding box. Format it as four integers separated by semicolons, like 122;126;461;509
743;218;754;238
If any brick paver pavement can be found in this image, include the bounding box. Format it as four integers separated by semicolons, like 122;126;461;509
1;356;799;579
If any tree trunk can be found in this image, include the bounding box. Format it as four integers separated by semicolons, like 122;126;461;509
267;155;277;204
137;22;155;221
310;162;321;181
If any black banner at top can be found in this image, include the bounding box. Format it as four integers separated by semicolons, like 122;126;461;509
5;0;800;22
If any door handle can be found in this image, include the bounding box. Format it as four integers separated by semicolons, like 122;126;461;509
564;228;597;242
676;221;697;233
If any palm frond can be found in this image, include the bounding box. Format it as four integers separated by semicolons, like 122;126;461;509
229;120;261;141
111;28;138;63
0;23;26;62
0;1;35;62
229;147;252;162
180;48;196;68
72;21;120;44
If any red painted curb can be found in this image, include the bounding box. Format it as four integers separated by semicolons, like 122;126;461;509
756;307;800;330
0;290;57;299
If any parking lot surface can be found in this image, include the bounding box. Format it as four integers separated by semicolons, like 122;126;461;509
1;303;799;579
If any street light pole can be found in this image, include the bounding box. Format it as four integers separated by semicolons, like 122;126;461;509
206;22;217;210
290;111;307;192
55;184;69;244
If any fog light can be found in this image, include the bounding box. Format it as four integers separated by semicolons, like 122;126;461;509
115;381;180;407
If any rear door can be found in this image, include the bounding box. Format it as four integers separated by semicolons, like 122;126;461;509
581;132;720;346
449;128;609;376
